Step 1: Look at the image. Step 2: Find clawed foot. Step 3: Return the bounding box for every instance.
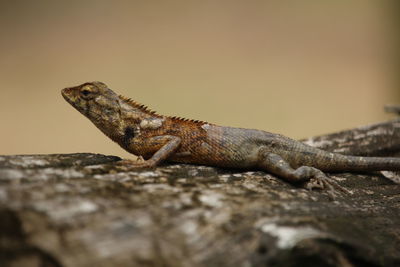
[113,159,155,171]
[86,158,154,173]
[304,173,352,200]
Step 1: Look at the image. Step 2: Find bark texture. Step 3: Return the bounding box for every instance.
[1,119,400,267]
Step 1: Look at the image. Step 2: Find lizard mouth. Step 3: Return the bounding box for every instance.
[61,87,77,107]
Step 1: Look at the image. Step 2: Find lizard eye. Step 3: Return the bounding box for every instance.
[81,89,91,96]
[80,85,95,99]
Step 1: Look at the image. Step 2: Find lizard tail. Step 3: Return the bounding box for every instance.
[320,153,400,172]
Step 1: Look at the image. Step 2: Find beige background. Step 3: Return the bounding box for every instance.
[0,1,398,159]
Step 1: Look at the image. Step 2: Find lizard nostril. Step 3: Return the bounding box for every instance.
[61,87,74,96]
[61,88,75,103]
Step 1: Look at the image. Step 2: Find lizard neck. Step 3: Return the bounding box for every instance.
[86,96,156,144]
[90,94,209,149]
[104,96,164,145]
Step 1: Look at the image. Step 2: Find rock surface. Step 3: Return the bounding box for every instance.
[1,120,400,267]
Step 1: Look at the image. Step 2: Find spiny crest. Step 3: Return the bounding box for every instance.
[119,94,208,124]
[169,116,208,125]
[119,95,159,116]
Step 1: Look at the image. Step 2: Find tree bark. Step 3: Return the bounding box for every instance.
[1,119,400,267]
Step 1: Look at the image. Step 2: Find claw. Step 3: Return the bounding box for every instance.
[96,159,154,172]
[304,173,352,200]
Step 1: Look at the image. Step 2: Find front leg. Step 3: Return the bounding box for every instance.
[119,135,181,169]
[257,151,350,197]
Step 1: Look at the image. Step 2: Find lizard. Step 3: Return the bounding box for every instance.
[61,81,400,193]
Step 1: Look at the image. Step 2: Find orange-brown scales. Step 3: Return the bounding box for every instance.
[62,81,400,195]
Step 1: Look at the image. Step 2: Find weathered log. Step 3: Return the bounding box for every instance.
[1,120,400,267]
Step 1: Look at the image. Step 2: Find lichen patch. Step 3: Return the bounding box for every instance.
[260,223,324,249]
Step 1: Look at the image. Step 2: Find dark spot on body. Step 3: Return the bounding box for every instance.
[123,127,135,147]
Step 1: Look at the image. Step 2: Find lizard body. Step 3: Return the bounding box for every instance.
[62,82,400,191]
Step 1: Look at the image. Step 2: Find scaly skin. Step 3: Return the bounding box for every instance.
[62,81,400,193]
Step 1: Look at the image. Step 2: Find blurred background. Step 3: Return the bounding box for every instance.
[0,0,398,159]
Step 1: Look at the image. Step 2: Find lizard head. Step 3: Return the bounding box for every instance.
[62,81,122,137]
